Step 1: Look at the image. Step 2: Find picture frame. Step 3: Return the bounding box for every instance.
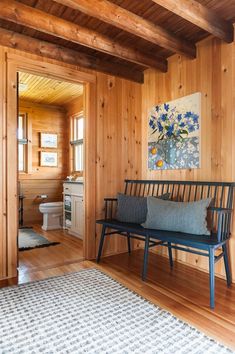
[40,132,58,148]
[40,152,58,167]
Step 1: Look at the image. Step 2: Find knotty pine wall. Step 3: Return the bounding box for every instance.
[141,35,235,282]
[19,100,70,225]
[1,36,234,282]
[0,45,142,279]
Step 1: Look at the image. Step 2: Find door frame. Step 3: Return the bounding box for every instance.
[5,53,97,278]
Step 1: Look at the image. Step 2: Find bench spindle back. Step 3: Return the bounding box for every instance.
[123,180,235,241]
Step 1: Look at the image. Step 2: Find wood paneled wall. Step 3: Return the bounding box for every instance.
[2,34,234,283]
[64,95,83,117]
[142,35,235,281]
[0,45,142,279]
[19,100,70,224]
[95,75,142,255]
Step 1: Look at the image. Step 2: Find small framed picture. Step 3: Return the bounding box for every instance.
[40,152,58,167]
[41,133,58,148]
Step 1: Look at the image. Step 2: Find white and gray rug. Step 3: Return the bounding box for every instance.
[0,268,233,354]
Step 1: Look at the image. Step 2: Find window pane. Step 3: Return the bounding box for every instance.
[18,115,23,139]
[74,143,83,171]
[77,118,84,140]
[18,144,24,172]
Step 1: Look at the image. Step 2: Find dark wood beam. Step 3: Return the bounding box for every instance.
[53,0,196,58]
[152,0,234,43]
[0,0,167,72]
[0,27,144,83]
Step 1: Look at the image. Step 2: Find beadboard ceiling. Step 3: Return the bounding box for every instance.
[19,72,84,106]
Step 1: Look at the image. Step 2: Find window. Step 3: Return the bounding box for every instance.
[18,113,28,172]
[70,114,84,172]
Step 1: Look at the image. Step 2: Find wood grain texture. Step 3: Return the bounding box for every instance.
[19,72,83,106]
[0,0,234,73]
[18,100,70,224]
[95,74,142,256]
[0,45,142,278]
[0,48,6,279]
[0,27,143,84]
[53,0,196,58]
[18,224,83,280]
[141,35,235,282]
[152,0,234,43]
[0,0,166,71]
[8,251,235,350]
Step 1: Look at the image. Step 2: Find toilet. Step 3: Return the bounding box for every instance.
[39,202,63,231]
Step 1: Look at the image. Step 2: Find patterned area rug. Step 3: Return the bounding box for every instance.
[19,228,60,251]
[0,269,233,353]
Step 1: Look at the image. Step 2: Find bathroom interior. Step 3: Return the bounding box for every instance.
[18,71,85,280]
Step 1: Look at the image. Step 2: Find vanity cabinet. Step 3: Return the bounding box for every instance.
[63,182,84,239]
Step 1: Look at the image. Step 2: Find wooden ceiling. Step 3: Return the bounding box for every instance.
[0,0,234,83]
[19,72,83,106]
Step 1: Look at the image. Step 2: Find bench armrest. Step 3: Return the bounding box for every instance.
[104,198,118,202]
[211,208,233,242]
[104,197,118,219]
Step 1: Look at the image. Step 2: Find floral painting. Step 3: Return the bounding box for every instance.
[148,92,201,170]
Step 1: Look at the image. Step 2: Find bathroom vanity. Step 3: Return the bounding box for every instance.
[63,181,84,239]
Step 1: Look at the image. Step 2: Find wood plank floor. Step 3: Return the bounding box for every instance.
[18,224,84,283]
[2,237,235,350]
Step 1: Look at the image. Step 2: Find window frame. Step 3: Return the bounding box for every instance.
[18,112,28,173]
[70,112,84,173]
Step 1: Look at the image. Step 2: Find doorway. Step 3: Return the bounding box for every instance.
[4,54,97,280]
[17,71,86,281]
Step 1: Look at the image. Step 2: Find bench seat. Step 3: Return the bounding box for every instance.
[96,218,222,249]
[96,179,235,308]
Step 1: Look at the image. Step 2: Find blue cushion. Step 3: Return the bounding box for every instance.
[142,197,212,235]
[116,193,170,224]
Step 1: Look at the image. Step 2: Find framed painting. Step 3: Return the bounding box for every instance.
[40,152,58,167]
[40,133,58,148]
[148,92,201,170]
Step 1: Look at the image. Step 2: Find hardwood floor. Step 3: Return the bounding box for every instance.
[3,239,235,350]
[18,224,84,283]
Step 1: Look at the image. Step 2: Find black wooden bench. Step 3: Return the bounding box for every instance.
[96,180,235,309]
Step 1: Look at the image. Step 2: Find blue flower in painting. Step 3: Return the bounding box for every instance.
[149,120,156,129]
[166,124,174,137]
[164,103,169,111]
[161,113,168,121]
[157,121,163,132]
[188,125,195,133]
[185,111,192,118]
[177,114,182,121]
[148,98,199,142]
[192,114,199,123]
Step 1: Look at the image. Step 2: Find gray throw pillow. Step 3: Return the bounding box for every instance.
[142,197,212,235]
[116,193,170,224]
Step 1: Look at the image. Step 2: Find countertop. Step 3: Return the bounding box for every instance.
[63,180,84,184]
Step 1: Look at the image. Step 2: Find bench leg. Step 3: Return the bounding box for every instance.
[127,232,131,254]
[167,242,173,268]
[142,235,150,281]
[222,243,232,287]
[96,225,106,263]
[209,248,215,309]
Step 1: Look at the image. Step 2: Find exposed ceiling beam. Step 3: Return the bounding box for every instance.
[53,0,196,58]
[0,27,144,83]
[151,0,234,43]
[0,0,167,72]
